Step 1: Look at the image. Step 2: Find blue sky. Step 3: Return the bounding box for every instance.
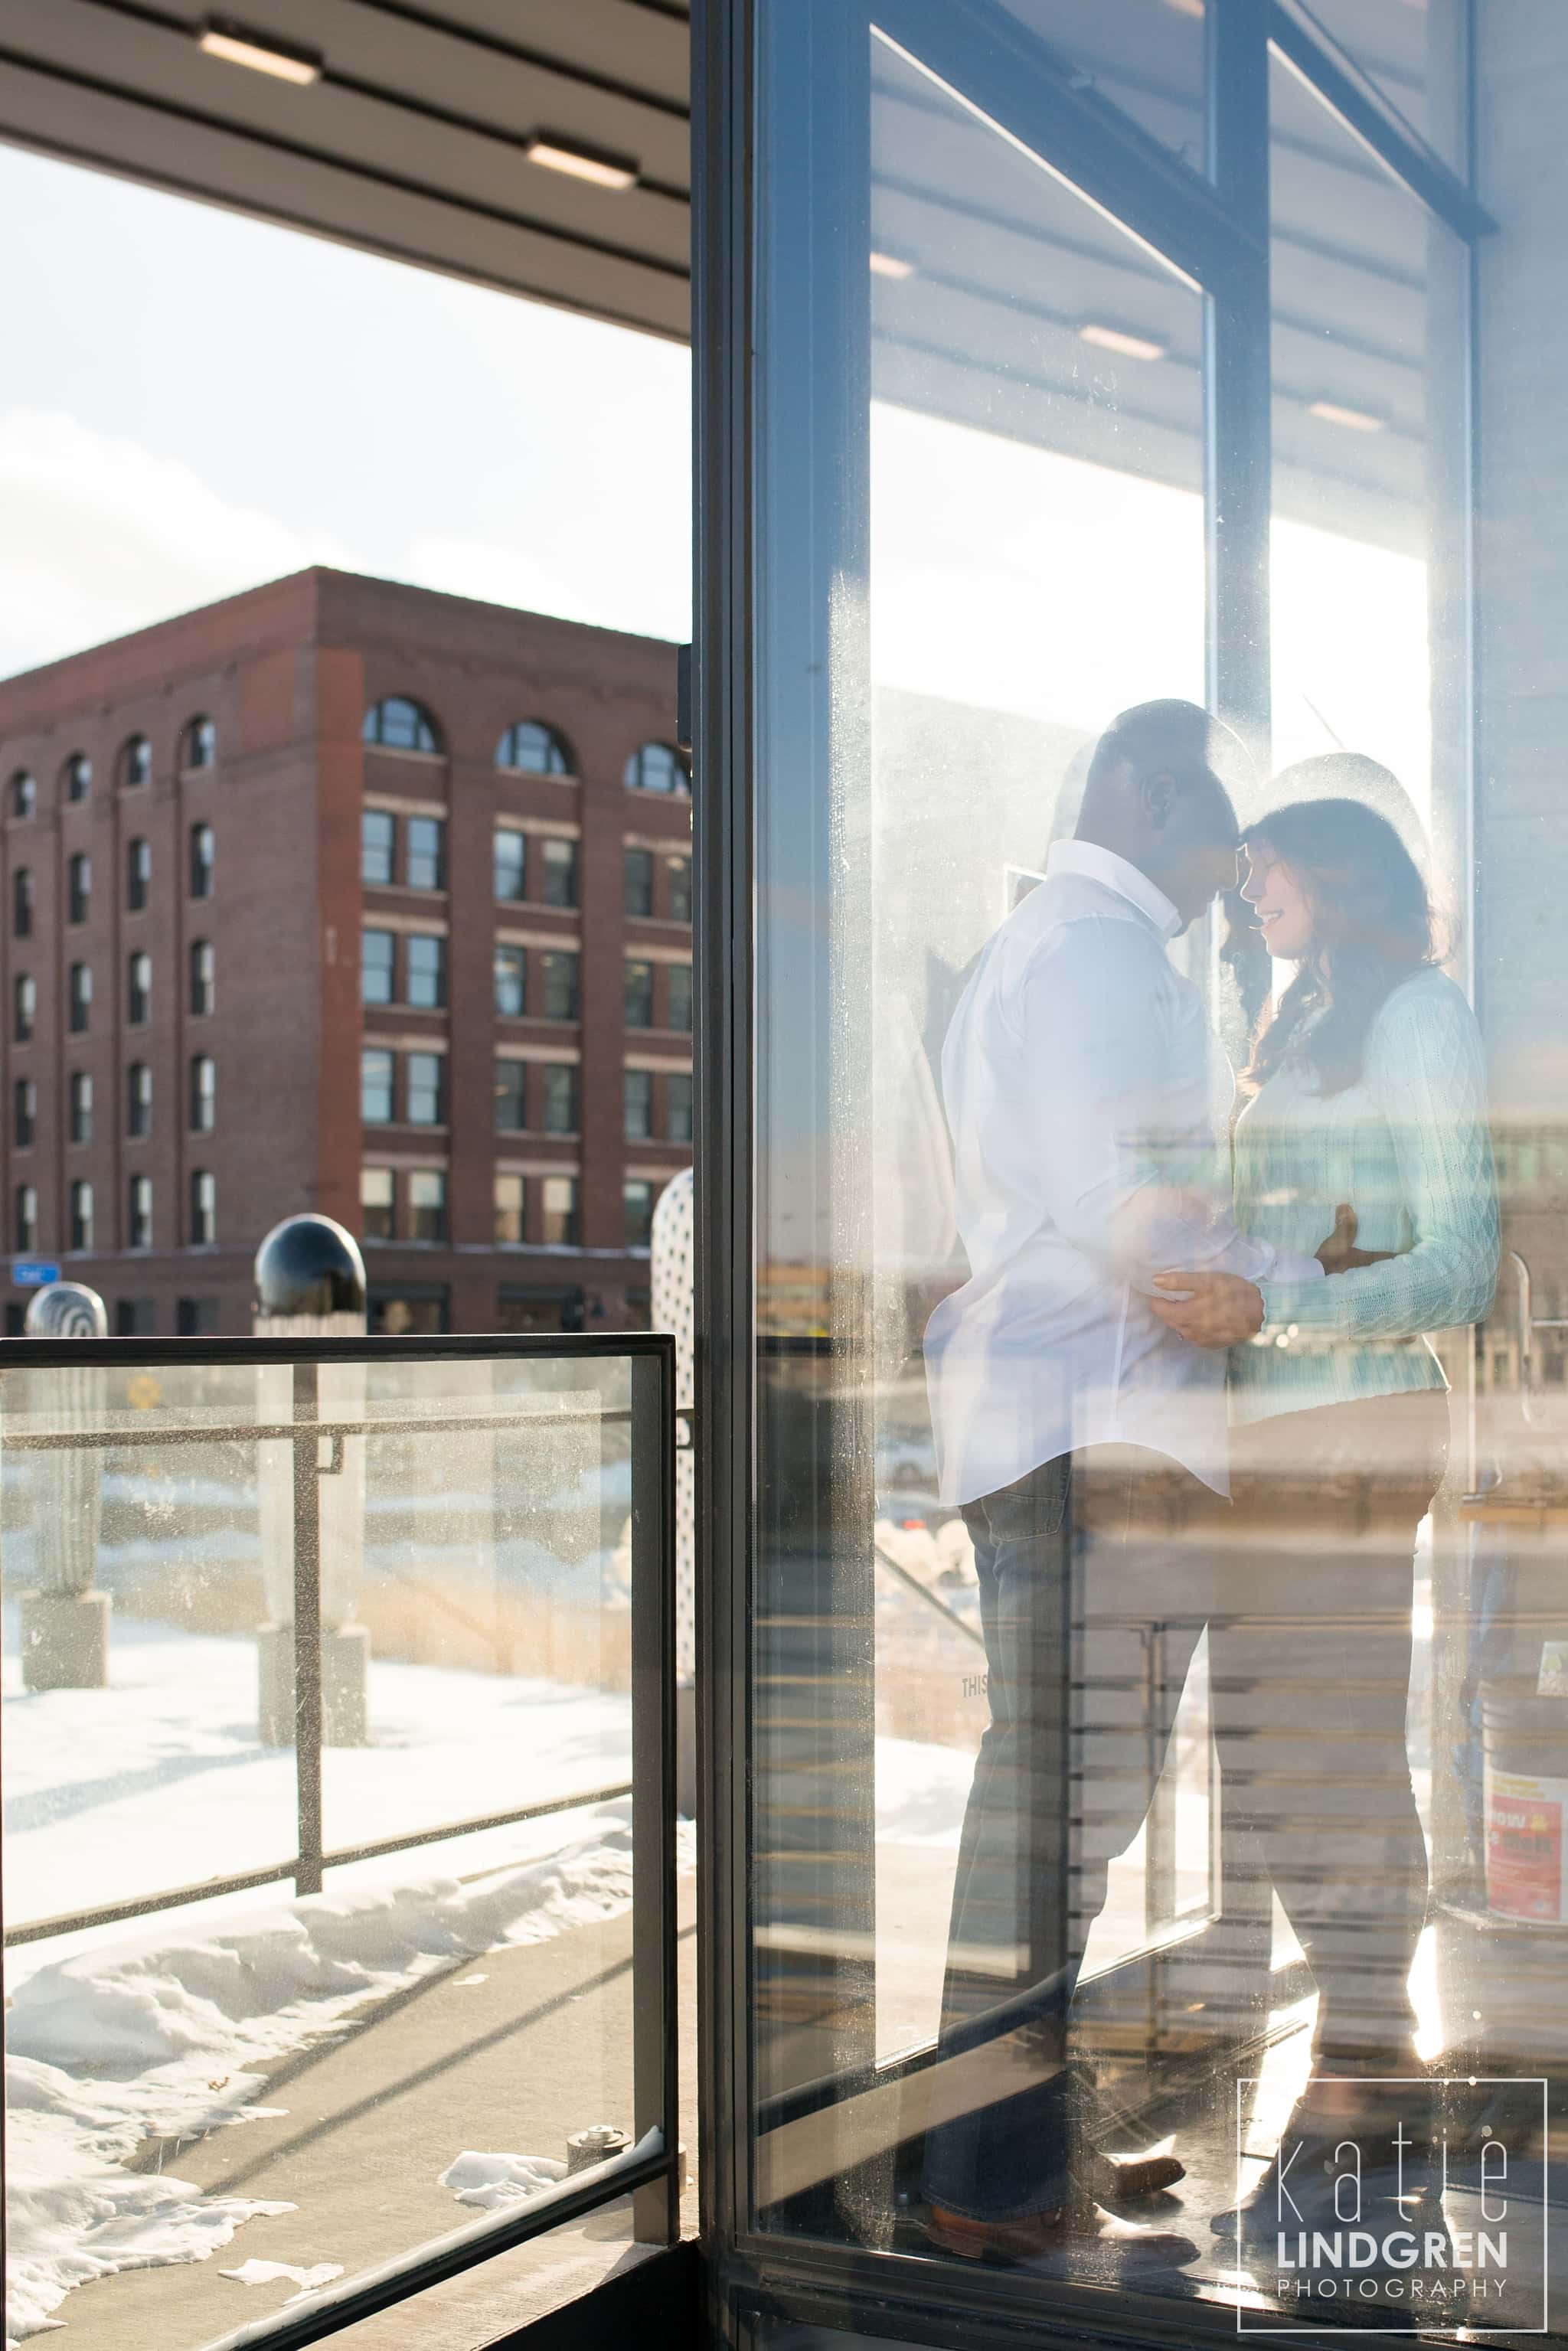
[0,143,694,678]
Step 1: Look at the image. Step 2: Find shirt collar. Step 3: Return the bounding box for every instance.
[1046,839,1183,942]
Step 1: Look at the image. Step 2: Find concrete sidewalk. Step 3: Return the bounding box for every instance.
[51,1876,697,2351]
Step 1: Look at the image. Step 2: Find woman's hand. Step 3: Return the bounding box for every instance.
[1149,1270,1265,1346]
[1315,1202,1397,1273]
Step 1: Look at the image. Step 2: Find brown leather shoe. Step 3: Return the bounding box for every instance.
[925,2199,1197,2268]
[1083,2147,1187,2201]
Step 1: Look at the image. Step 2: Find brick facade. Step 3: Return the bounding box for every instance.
[1,570,691,1336]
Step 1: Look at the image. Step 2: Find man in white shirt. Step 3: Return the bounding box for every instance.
[921,701,1328,2269]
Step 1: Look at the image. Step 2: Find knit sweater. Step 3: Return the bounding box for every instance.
[1230,966,1499,1425]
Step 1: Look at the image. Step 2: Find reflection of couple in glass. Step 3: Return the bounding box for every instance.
[920,702,1498,2271]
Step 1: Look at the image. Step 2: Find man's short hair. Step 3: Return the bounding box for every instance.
[1086,699,1249,838]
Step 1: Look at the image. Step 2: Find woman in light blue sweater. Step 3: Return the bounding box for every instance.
[1158,779,1498,2134]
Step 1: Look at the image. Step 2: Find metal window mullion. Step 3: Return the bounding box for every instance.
[1206,0,1272,762]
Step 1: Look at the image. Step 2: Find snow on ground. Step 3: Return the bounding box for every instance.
[439,2151,568,2212]
[0,1610,689,2345]
[219,2258,345,2297]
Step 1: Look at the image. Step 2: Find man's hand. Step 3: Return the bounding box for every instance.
[1315,1202,1396,1274]
[1148,1269,1265,1347]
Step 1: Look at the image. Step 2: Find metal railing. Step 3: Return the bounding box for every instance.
[0,1332,680,2351]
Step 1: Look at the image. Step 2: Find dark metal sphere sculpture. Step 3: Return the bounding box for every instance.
[24,1282,109,1338]
[253,1215,366,1321]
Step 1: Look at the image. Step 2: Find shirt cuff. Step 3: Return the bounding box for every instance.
[1260,1247,1326,1286]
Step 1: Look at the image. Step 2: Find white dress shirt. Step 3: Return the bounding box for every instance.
[923,840,1323,1504]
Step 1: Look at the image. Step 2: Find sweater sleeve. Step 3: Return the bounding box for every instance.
[1257,980,1499,1342]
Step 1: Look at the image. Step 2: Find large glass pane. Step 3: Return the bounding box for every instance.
[1279,0,1471,177]
[2,1345,672,2349]
[746,1,1546,2333]
[993,0,1206,178]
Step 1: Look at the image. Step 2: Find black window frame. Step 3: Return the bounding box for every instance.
[406,1049,445,1127]
[68,1068,93,1146]
[406,931,446,1011]
[495,1058,527,1132]
[494,825,527,902]
[12,865,32,938]
[496,719,572,775]
[494,944,527,1019]
[126,949,151,1028]
[127,1171,153,1250]
[189,939,214,1017]
[361,1045,395,1126]
[541,836,580,908]
[541,949,580,1023]
[361,927,397,1007]
[189,1052,216,1135]
[126,837,151,913]
[126,1060,152,1139]
[363,696,442,754]
[542,1062,578,1135]
[69,961,93,1034]
[625,846,655,918]
[67,851,90,926]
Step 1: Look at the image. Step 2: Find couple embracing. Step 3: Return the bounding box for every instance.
[920,700,1499,2269]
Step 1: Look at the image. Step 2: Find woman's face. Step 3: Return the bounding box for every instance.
[1241,841,1315,959]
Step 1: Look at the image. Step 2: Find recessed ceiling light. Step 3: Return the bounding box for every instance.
[524,134,639,191]
[1079,322,1167,361]
[869,251,916,279]
[1308,398,1386,433]
[198,18,322,83]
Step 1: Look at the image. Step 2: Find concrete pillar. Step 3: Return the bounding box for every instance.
[253,1215,371,1747]
[18,1283,111,1691]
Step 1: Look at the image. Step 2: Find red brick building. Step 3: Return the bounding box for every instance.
[1,569,691,1335]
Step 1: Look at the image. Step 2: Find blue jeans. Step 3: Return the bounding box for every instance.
[922,1447,1210,2221]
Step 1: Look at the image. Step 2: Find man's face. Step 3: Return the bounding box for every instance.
[1165,771,1242,928]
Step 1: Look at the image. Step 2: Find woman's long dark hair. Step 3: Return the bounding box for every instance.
[1244,767,1435,1098]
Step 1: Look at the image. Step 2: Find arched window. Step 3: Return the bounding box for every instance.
[623,742,691,795]
[364,696,443,754]
[121,733,151,788]
[10,771,36,818]
[181,716,216,769]
[497,720,573,775]
[64,752,92,802]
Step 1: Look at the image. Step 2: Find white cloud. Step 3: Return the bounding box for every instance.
[0,408,361,678]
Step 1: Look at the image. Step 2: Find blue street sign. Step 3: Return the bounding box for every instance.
[12,1262,61,1288]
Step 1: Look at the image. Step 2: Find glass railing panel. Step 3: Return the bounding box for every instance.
[1,1337,675,2351]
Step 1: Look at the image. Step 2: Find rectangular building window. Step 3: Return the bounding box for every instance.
[126,952,150,1027]
[668,962,693,1033]
[361,928,395,1005]
[667,854,692,922]
[406,815,446,891]
[177,1297,220,1336]
[495,1060,526,1131]
[667,1069,694,1142]
[495,945,526,1017]
[362,807,395,885]
[407,932,446,1010]
[70,1178,93,1252]
[494,828,526,902]
[189,1053,216,1134]
[624,1178,655,1249]
[495,1171,525,1245]
[542,837,579,908]
[128,1173,152,1250]
[361,1047,394,1125]
[624,1068,653,1140]
[541,1175,579,1247]
[15,1184,38,1254]
[126,838,151,913]
[70,962,93,1034]
[69,1069,93,1145]
[14,1077,36,1149]
[13,867,33,937]
[409,1168,447,1242]
[189,1169,216,1246]
[542,1063,578,1134]
[126,1060,152,1138]
[189,939,214,1016]
[189,821,214,900]
[624,958,654,1028]
[361,1166,394,1242]
[541,952,579,1022]
[14,974,35,1043]
[407,1050,444,1126]
[624,847,654,918]
[67,851,90,926]
[116,1299,156,1336]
